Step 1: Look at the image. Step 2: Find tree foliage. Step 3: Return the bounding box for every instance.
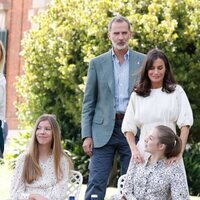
[15,0,200,188]
[184,142,200,196]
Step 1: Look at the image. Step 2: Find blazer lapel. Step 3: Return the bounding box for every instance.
[128,50,141,95]
[102,51,115,97]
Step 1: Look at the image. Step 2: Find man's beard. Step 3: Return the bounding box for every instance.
[113,42,128,50]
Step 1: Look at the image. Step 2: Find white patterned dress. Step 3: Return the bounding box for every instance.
[120,158,190,200]
[10,153,70,200]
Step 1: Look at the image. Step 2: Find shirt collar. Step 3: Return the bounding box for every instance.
[145,155,166,167]
[111,48,130,61]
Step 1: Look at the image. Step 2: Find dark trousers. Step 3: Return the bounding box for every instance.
[84,119,131,200]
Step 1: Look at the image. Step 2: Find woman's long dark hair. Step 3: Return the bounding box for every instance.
[135,49,177,97]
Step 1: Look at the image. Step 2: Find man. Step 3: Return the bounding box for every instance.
[81,15,145,200]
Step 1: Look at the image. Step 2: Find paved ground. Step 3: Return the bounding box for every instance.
[79,185,117,200]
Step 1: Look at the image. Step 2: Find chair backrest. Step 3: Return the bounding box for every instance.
[117,174,127,195]
[66,170,83,200]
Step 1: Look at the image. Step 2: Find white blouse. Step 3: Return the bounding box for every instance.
[122,85,193,156]
[10,153,69,200]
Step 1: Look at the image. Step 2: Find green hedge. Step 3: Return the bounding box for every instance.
[184,142,200,196]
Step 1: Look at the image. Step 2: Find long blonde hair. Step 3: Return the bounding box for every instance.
[23,114,73,184]
[0,40,6,73]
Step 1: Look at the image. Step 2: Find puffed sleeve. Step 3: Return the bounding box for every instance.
[10,153,30,200]
[176,85,193,128]
[46,155,69,200]
[121,160,137,200]
[170,162,190,200]
[122,92,137,136]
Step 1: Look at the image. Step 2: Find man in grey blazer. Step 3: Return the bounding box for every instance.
[81,15,145,200]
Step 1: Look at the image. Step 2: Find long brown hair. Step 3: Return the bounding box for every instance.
[23,114,73,183]
[135,49,177,97]
[156,125,182,158]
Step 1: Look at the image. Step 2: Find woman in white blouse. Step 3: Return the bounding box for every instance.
[122,48,193,163]
[120,125,190,200]
[0,40,6,158]
[10,114,73,200]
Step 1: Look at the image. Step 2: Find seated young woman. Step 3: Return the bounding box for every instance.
[10,114,73,200]
[112,125,190,200]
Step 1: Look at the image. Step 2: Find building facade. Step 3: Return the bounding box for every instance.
[0,0,50,129]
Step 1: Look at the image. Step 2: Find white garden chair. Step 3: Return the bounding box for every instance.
[117,174,127,195]
[66,170,83,200]
[109,174,127,200]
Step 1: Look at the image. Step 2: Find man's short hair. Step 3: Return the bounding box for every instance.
[108,15,131,31]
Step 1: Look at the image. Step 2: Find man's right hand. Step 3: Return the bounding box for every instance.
[82,137,93,157]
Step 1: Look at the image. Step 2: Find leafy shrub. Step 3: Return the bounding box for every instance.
[3,131,30,169]
[64,138,89,183]
[184,142,200,196]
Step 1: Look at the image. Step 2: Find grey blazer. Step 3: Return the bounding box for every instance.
[81,49,145,148]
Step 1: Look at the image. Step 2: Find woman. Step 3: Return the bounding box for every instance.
[0,40,6,158]
[120,125,190,200]
[122,48,193,163]
[10,114,73,200]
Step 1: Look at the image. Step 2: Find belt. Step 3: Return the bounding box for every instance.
[115,113,125,120]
